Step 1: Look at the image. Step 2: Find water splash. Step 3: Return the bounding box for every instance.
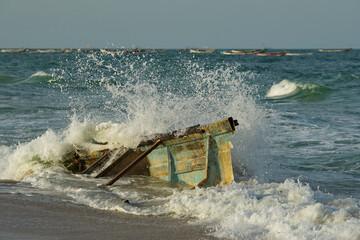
[1,52,268,182]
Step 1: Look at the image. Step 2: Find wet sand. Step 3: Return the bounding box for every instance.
[0,193,216,240]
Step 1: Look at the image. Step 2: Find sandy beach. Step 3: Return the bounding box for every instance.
[0,192,216,240]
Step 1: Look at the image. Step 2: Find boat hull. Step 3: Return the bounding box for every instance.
[62,117,237,187]
[254,51,287,56]
[189,49,216,53]
[285,52,314,56]
[318,48,352,53]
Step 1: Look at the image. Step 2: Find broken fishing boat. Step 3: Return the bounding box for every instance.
[62,117,239,187]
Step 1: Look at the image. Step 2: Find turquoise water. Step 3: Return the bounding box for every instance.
[1,50,359,239]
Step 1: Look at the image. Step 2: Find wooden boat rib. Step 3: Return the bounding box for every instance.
[189,49,216,54]
[318,48,352,53]
[62,117,238,187]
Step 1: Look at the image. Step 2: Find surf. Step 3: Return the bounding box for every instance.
[265,79,332,102]
[1,51,359,240]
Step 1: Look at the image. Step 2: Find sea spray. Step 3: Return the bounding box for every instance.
[1,52,268,182]
[52,52,270,179]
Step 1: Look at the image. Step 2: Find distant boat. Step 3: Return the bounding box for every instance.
[285,52,314,56]
[318,48,352,53]
[154,49,167,53]
[77,49,94,53]
[230,48,266,55]
[189,49,216,53]
[1,48,29,53]
[219,51,253,55]
[219,51,237,55]
[100,49,128,54]
[131,48,158,54]
[37,49,62,53]
[64,49,88,53]
[64,49,78,53]
[220,48,267,55]
[254,51,287,56]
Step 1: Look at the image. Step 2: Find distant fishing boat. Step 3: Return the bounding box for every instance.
[219,51,237,55]
[220,48,267,55]
[231,48,267,55]
[254,51,287,56]
[64,49,86,53]
[318,48,352,53]
[37,49,62,53]
[125,48,157,54]
[100,49,113,53]
[220,51,252,56]
[154,49,167,53]
[1,48,29,53]
[189,49,216,54]
[64,49,78,53]
[285,52,314,56]
[100,49,128,54]
[62,117,238,188]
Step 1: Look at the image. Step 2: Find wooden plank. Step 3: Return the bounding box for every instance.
[106,139,162,186]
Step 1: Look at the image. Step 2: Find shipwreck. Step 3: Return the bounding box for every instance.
[62,117,238,187]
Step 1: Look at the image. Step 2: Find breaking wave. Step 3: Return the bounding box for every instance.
[266,79,331,101]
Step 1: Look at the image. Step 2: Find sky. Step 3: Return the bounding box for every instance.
[0,0,359,49]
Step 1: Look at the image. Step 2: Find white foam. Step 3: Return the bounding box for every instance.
[30,71,51,77]
[266,79,325,100]
[163,179,360,239]
[23,171,360,240]
[266,79,299,99]
[0,130,69,180]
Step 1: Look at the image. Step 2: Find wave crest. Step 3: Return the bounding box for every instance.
[266,79,331,101]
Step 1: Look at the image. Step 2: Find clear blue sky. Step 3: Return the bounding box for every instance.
[1,0,359,49]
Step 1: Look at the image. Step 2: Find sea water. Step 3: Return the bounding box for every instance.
[0,49,359,239]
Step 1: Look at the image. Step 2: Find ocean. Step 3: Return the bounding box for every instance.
[0,49,359,239]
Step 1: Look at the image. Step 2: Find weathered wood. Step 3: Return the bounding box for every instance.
[106,139,162,186]
[82,150,112,174]
[138,125,203,146]
[95,149,134,178]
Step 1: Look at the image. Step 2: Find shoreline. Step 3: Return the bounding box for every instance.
[0,192,217,240]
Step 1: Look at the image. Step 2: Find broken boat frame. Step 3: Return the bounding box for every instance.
[62,117,239,188]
